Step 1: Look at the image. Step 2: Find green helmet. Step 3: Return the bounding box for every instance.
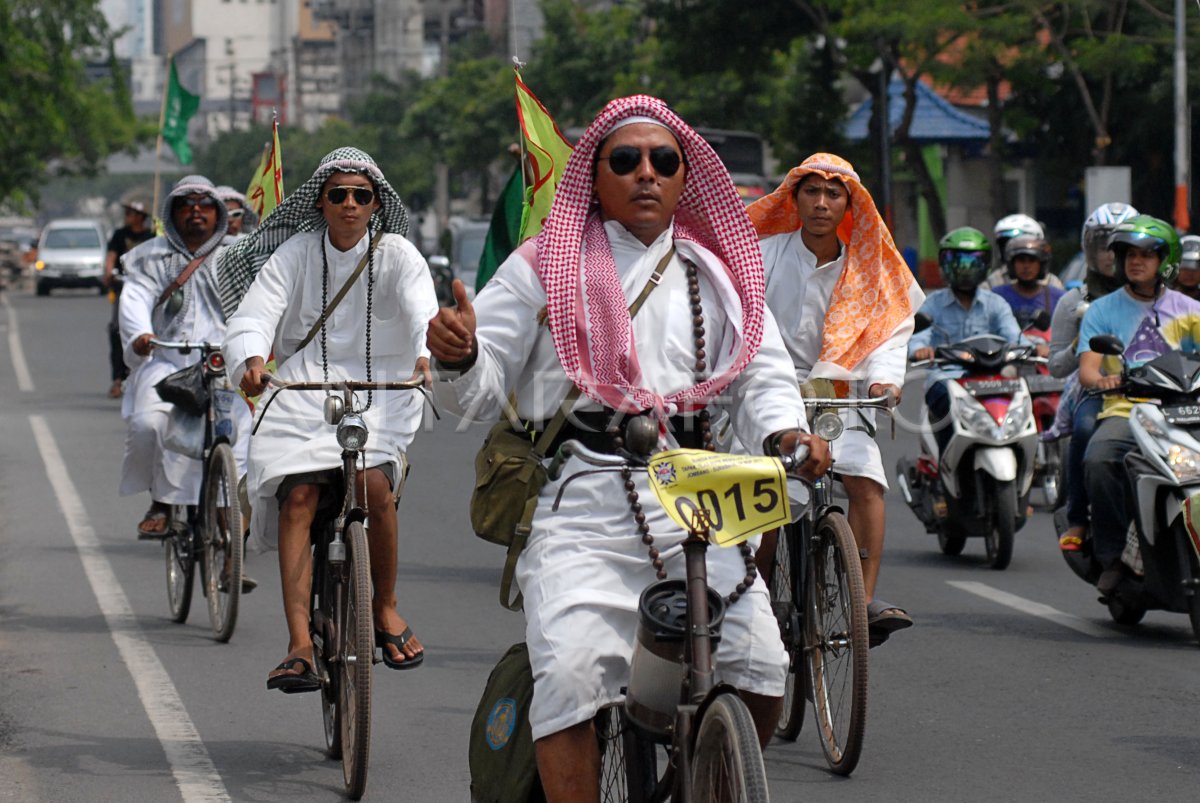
[938,227,992,291]
[1107,214,1182,284]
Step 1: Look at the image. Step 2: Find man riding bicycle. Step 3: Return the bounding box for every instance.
[221,148,439,691]
[118,176,250,542]
[746,152,923,646]
[428,96,829,802]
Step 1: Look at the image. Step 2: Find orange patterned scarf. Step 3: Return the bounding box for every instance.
[747,153,916,372]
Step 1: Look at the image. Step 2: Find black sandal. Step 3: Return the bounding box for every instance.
[266,655,321,693]
[375,627,424,670]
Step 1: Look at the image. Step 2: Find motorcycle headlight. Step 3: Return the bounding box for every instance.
[336,413,369,451]
[1132,407,1167,438]
[1166,444,1200,482]
[999,399,1032,439]
[959,396,1000,439]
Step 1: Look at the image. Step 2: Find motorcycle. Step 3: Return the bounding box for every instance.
[897,323,1039,570]
[1054,335,1200,641]
[1017,310,1065,508]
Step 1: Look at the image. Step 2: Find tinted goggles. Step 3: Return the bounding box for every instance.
[597,145,683,178]
[227,208,246,219]
[325,186,375,206]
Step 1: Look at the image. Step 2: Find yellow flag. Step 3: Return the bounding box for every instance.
[515,71,573,242]
[246,119,284,220]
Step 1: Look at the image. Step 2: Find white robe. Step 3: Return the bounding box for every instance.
[118,237,250,503]
[436,221,807,739]
[759,231,922,487]
[223,230,438,552]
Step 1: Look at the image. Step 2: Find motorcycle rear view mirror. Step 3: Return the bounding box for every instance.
[913,312,933,334]
[1088,335,1124,356]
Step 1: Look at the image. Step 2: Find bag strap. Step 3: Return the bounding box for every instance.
[155,253,207,308]
[294,231,383,354]
[498,244,676,612]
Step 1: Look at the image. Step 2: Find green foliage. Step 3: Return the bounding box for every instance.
[0,0,148,207]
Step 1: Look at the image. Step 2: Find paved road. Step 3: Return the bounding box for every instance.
[1,288,1197,802]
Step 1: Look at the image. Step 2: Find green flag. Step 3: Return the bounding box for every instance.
[476,167,524,292]
[161,59,200,165]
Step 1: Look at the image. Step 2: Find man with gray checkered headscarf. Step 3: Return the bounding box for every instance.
[222,148,438,692]
[119,175,250,540]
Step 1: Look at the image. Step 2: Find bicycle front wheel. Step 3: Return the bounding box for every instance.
[805,510,868,775]
[165,524,195,623]
[596,704,658,803]
[766,525,806,740]
[339,522,373,800]
[202,442,243,642]
[690,694,769,803]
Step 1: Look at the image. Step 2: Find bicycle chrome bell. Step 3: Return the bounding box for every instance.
[625,415,659,458]
[626,579,726,737]
[323,395,345,425]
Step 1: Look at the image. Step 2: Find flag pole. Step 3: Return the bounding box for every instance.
[152,54,172,232]
[512,60,529,201]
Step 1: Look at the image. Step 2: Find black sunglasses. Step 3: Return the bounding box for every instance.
[597,145,683,178]
[227,208,245,219]
[325,186,375,206]
[174,196,217,210]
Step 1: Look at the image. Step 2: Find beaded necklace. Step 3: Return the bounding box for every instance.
[613,259,758,606]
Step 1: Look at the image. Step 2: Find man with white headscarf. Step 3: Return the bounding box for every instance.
[119,175,246,539]
[222,148,438,691]
[428,96,829,800]
[747,152,924,646]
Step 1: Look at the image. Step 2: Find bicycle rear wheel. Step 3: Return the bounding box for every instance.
[690,694,769,803]
[165,523,195,623]
[202,443,243,642]
[339,522,373,800]
[766,525,806,740]
[596,704,658,803]
[805,510,868,775]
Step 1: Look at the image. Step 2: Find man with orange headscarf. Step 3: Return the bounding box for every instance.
[747,153,924,646]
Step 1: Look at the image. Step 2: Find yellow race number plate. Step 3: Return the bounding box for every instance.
[646,449,791,547]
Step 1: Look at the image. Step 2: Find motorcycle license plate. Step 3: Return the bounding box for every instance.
[1023,374,1064,394]
[1162,403,1200,426]
[962,379,1022,396]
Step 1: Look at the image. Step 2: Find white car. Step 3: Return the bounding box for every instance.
[35,218,107,296]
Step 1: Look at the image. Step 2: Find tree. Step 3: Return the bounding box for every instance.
[0,1,148,206]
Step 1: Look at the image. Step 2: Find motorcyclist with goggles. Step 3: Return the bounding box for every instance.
[1078,215,1200,595]
[1047,202,1139,552]
[909,227,1032,454]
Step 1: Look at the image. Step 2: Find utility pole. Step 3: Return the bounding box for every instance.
[434,1,452,243]
[1174,0,1190,231]
[226,38,237,133]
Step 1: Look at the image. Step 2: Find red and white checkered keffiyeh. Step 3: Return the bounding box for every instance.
[536,95,765,415]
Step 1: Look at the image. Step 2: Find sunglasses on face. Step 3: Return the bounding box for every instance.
[174,196,217,211]
[597,145,683,178]
[227,208,245,219]
[324,185,375,206]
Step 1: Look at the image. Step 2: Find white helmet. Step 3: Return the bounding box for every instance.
[1081,202,1139,277]
[993,213,1044,264]
[1181,234,1200,271]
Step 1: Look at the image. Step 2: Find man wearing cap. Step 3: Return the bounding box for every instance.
[747,153,924,646]
[104,200,154,398]
[215,185,256,237]
[428,96,829,800]
[222,148,438,691]
[119,177,244,539]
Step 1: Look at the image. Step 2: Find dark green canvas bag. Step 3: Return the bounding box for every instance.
[469,642,544,803]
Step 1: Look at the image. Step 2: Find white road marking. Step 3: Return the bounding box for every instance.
[2,294,34,391]
[947,580,1115,638]
[30,415,230,803]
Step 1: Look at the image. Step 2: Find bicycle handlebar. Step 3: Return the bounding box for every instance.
[149,338,220,353]
[546,438,812,483]
[802,394,898,412]
[262,372,428,392]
